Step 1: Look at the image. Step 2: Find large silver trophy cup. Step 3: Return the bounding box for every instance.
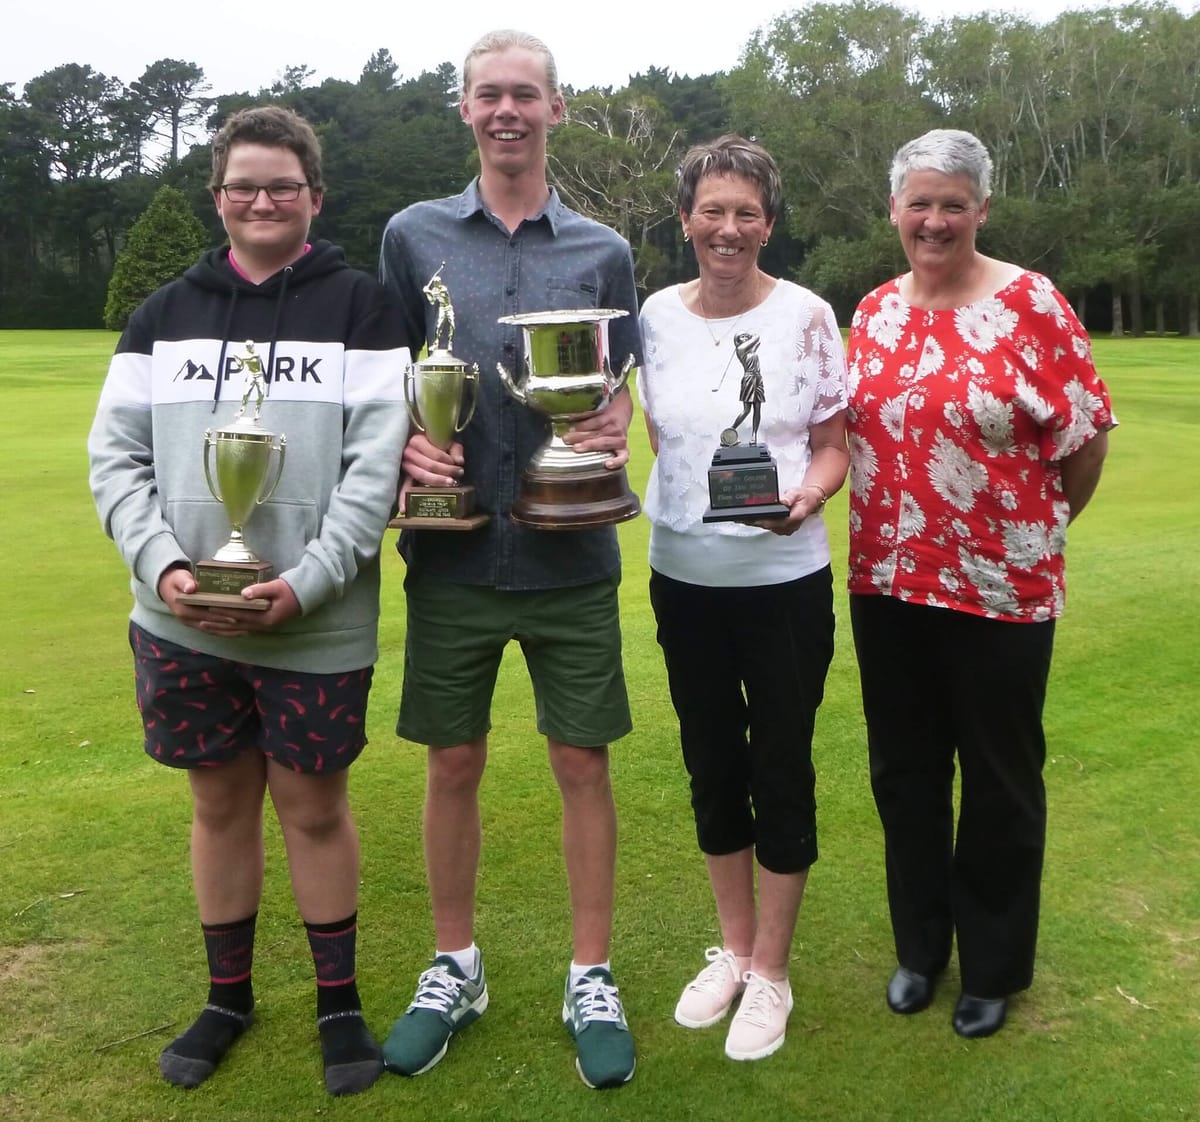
[390,266,488,530]
[496,308,640,529]
[177,341,287,610]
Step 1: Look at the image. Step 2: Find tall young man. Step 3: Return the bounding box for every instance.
[379,29,640,1090]
[89,106,410,1095]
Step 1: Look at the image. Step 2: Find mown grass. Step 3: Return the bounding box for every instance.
[0,330,1196,1121]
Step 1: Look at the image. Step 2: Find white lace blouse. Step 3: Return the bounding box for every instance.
[638,280,847,587]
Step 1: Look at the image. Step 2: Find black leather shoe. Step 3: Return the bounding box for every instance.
[952,993,1007,1038]
[886,966,937,1014]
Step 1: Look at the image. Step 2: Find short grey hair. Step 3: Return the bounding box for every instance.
[462,29,560,97]
[676,135,784,223]
[890,129,993,204]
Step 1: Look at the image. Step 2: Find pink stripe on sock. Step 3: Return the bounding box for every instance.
[211,969,253,984]
[315,974,357,987]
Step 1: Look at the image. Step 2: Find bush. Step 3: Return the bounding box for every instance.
[103,185,209,331]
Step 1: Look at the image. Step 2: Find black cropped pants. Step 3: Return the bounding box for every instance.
[649,566,834,874]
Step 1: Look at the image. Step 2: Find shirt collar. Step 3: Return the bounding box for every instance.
[458,177,563,236]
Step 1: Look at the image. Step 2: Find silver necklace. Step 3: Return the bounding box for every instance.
[697,277,762,391]
[696,277,761,348]
[696,289,748,345]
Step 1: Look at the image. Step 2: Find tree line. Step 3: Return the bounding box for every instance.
[3,1,1199,335]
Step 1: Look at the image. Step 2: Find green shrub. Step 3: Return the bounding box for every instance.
[103,185,209,331]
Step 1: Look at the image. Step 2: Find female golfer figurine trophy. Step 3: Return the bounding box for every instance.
[703,332,789,523]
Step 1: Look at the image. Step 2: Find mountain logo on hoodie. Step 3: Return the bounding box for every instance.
[173,358,216,382]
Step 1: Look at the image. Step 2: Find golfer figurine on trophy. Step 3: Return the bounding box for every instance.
[177,340,287,609]
[390,265,487,530]
[702,331,789,523]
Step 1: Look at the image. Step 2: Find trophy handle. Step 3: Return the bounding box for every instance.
[201,429,223,503]
[456,364,480,432]
[608,353,636,396]
[496,361,527,405]
[403,363,427,435]
[256,434,288,505]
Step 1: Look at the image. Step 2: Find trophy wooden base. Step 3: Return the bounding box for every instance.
[703,444,790,524]
[389,513,490,531]
[510,465,641,529]
[175,591,271,610]
[702,502,790,523]
[388,485,489,531]
[176,559,272,611]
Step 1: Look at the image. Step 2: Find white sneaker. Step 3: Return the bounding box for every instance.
[674,947,746,1029]
[724,972,792,1061]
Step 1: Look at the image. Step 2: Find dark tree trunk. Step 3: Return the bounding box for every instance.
[1129,276,1143,336]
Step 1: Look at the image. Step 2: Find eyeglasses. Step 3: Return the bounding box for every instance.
[218,181,310,203]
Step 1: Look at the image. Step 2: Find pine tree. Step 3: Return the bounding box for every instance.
[103,185,208,331]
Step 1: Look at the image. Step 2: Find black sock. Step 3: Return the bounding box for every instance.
[306,913,382,1095]
[160,914,257,1089]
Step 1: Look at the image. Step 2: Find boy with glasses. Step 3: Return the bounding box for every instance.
[89,105,410,1095]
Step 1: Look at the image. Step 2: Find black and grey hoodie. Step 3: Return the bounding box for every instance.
[88,240,411,674]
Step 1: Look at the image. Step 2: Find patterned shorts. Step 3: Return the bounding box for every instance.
[129,622,372,773]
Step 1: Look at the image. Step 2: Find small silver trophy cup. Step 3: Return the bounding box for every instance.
[178,341,287,609]
[496,308,640,529]
[391,266,488,530]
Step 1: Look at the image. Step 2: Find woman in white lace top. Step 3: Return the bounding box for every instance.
[638,135,848,1063]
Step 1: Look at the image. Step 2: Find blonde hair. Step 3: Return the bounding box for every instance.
[462,29,560,97]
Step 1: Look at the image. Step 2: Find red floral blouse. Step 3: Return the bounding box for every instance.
[846,270,1115,622]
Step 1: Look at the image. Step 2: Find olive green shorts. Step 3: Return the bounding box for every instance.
[396,572,632,748]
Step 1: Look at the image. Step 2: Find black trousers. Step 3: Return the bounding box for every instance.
[649,566,834,874]
[850,594,1055,998]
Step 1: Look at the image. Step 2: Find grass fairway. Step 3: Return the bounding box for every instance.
[1,329,1196,1121]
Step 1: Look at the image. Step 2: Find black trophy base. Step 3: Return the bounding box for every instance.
[177,559,272,611]
[510,465,641,530]
[702,443,790,524]
[388,485,489,531]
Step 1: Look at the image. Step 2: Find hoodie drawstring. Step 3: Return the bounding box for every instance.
[211,287,240,412]
[212,265,293,413]
[263,266,293,401]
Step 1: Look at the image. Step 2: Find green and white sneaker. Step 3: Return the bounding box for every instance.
[562,968,635,1089]
[382,954,488,1076]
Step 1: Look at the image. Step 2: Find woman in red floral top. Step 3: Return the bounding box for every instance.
[846,129,1115,1039]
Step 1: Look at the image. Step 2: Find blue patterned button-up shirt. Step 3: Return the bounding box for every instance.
[380,180,643,590]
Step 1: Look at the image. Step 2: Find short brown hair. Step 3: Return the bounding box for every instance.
[677,135,783,223]
[209,106,324,192]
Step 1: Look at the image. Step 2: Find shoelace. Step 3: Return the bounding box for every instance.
[410,965,468,1012]
[571,975,625,1024]
[736,971,787,1027]
[685,947,742,997]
